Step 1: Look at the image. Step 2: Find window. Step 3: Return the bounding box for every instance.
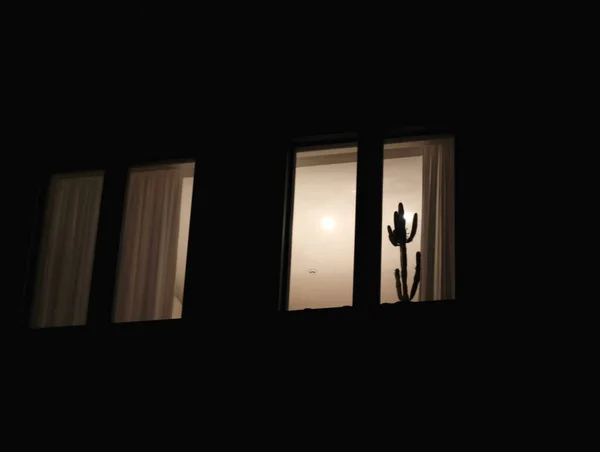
[381,144,423,302]
[381,137,455,303]
[25,130,454,330]
[112,161,195,322]
[30,172,104,328]
[288,145,358,310]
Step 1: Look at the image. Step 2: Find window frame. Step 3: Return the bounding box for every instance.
[281,127,455,312]
[110,158,197,324]
[21,126,455,331]
[282,135,359,311]
[22,154,199,330]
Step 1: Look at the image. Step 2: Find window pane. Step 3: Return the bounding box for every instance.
[381,143,423,303]
[113,161,195,322]
[31,172,104,328]
[289,145,357,310]
[381,137,455,303]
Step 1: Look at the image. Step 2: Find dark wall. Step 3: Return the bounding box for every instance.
[182,133,290,315]
[18,124,456,332]
[17,116,294,325]
[16,5,460,333]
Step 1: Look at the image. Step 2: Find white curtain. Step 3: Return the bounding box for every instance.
[113,167,183,322]
[31,173,104,328]
[420,139,455,301]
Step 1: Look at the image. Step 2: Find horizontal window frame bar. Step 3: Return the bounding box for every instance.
[292,132,358,149]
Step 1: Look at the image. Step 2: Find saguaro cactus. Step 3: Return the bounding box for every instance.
[387,202,421,302]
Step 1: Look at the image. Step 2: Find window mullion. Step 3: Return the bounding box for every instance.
[20,173,51,329]
[352,130,384,309]
[86,166,128,327]
[278,146,296,312]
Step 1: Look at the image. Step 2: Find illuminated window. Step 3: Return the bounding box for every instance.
[113,161,195,322]
[288,145,358,310]
[31,172,104,328]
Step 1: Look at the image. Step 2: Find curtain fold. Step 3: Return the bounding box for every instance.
[420,139,455,301]
[31,173,104,328]
[113,168,183,322]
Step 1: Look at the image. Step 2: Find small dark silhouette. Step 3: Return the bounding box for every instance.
[387,202,421,302]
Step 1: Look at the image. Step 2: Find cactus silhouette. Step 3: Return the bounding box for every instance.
[387,202,421,302]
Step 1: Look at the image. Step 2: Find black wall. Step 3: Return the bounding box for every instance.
[17,126,459,334]
[15,5,462,338]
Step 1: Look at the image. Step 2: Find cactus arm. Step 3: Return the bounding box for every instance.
[409,251,422,300]
[407,213,418,243]
[387,225,398,246]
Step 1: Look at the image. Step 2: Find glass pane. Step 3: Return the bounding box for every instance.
[381,143,423,303]
[31,172,104,328]
[289,145,357,310]
[113,161,195,322]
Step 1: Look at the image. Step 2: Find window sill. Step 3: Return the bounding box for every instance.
[24,300,457,336]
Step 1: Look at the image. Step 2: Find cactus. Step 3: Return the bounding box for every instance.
[387,202,421,302]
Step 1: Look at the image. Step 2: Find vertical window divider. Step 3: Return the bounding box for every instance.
[279,145,297,312]
[86,165,128,327]
[180,165,201,321]
[20,173,51,329]
[352,130,384,309]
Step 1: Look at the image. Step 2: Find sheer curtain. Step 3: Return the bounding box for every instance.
[420,138,455,301]
[113,167,183,322]
[31,173,104,328]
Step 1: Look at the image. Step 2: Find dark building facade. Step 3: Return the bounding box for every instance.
[17,122,457,339]
[14,7,460,341]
